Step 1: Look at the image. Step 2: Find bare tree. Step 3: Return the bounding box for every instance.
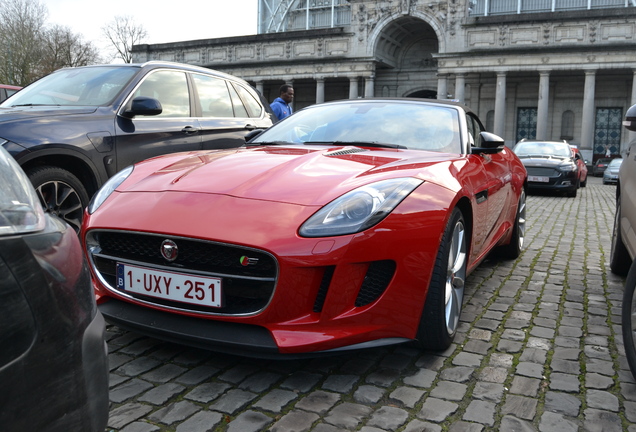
[102,15,148,63]
[0,0,46,85]
[40,25,102,74]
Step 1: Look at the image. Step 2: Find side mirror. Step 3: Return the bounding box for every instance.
[122,97,162,118]
[624,104,636,131]
[244,129,266,143]
[471,131,506,154]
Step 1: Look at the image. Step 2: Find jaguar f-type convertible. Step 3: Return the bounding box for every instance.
[82,98,527,357]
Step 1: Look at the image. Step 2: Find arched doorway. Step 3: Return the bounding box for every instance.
[373,16,440,98]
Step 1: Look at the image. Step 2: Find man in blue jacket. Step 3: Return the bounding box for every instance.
[270,84,294,122]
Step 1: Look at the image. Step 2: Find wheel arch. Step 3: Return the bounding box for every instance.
[454,196,473,259]
[20,152,102,198]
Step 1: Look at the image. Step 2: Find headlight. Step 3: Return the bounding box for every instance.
[88,166,133,214]
[558,163,576,172]
[0,147,46,235]
[300,178,423,237]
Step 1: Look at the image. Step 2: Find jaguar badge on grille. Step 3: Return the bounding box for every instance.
[161,239,178,262]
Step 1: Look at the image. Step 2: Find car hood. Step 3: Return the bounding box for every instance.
[0,105,98,122]
[119,145,460,206]
[517,156,571,167]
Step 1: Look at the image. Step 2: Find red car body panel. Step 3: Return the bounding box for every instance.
[84,142,525,354]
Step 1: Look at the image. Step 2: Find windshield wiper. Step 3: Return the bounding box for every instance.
[246,141,292,146]
[304,141,407,149]
[10,103,61,107]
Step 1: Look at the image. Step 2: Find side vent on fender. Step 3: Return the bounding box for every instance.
[355,260,396,307]
[313,266,335,312]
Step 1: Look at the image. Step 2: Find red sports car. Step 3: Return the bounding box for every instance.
[82,99,527,357]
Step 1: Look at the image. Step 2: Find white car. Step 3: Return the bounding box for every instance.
[614,103,636,379]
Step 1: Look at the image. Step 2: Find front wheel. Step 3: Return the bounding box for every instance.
[622,261,636,380]
[417,208,467,351]
[27,166,89,233]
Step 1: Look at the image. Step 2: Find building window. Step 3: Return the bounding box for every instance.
[594,107,622,156]
[516,108,537,142]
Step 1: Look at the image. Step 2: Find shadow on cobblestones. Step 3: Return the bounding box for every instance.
[105,176,636,432]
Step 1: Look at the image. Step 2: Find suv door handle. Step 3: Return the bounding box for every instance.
[244,124,257,131]
[182,126,199,135]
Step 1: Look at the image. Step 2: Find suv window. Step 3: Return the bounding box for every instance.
[233,83,263,118]
[192,74,234,118]
[228,84,249,118]
[134,70,190,118]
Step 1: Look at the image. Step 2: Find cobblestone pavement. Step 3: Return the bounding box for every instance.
[105,176,636,432]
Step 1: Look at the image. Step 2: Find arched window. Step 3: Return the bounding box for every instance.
[561,110,574,141]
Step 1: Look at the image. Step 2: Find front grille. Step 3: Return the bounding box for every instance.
[525,167,559,177]
[88,230,277,315]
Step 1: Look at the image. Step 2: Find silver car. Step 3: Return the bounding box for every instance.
[603,158,623,185]
[614,104,636,379]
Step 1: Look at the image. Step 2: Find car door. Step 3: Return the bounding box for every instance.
[114,69,202,170]
[467,114,513,253]
[192,74,266,149]
[621,141,636,258]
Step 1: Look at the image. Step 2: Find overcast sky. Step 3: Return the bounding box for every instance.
[41,0,258,56]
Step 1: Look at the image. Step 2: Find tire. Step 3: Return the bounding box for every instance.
[417,208,467,351]
[566,184,578,198]
[26,166,89,234]
[622,260,636,380]
[498,189,526,260]
[610,197,632,275]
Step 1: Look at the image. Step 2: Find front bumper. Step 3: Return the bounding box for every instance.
[85,183,454,356]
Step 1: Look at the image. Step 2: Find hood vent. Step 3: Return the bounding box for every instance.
[324,148,368,157]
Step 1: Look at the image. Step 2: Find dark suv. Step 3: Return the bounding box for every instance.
[1,62,274,232]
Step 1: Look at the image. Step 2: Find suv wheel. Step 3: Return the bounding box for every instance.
[27,166,89,233]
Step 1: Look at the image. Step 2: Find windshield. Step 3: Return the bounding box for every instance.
[252,101,462,153]
[513,141,572,158]
[1,66,138,107]
[608,158,623,168]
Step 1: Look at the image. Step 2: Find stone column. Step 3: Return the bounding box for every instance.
[364,76,374,98]
[349,77,359,99]
[581,70,596,152]
[437,74,448,99]
[494,72,507,138]
[455,74,465,103]
[316,78,325,104]
[536,71,550,141]
[255,81,264,95]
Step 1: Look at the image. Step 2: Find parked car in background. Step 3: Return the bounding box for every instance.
[82,98,527,357]
[0,84,21,102]
[603,158,623,184]
[570,146,588,187]
[614,104,636,380]
[0,146,108,431]
[513,139,580,197]
[1,61,274,232]
[593,157,612,176]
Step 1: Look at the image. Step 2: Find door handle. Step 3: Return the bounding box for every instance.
[182,126,199,135]
[244,124,257,131]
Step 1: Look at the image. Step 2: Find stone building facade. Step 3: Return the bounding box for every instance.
[131,0,636,162]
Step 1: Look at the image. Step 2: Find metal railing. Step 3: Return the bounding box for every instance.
[469,0,635,16]
[259,0,351,33]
